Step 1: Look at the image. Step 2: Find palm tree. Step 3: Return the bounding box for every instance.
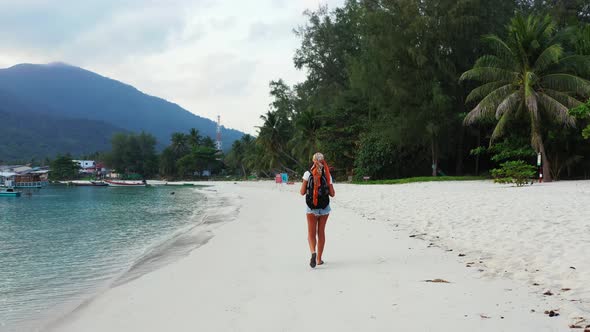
[170,132,189,157]
[257,111,301,170]
[226,139,247,177]
[239,135,261,175]
[461,14,590,181]
[188,128,202,148]
[289,108,323,162]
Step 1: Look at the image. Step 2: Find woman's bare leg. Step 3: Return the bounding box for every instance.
[306,214,318,253]
[317,214,329,264]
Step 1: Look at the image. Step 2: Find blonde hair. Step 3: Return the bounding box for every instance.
[312,152,324,162]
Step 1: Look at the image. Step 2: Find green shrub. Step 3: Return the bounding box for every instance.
[491,160,536,186]
[487,137,536,163]
[569,99,590,139]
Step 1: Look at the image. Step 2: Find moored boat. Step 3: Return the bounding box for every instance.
[0,187,21,197]
[104,180,146,187]
[68,180,109,187]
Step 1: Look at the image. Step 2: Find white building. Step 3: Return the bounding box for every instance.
[73,160,96,174]
[73,160,95,169]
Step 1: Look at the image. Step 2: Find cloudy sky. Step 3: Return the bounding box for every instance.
[0,0,344,135]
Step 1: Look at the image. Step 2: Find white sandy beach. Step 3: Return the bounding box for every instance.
[48,180,590,332]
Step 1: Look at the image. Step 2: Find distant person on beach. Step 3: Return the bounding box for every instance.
[300,152,335,268]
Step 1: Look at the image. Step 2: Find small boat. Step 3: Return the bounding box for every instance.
[69,180,108,187]
[0,187,21,197]
[104,180,146,187]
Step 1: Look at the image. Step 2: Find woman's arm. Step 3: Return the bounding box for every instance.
[329,183,335,197]
[300,180,308,195]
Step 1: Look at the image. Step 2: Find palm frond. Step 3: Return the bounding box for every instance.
[537,92,576,126]
[533,44,563,73]
[460,67,519,83]
[464,84,515,125]
[525,71,540,86]
[474,55,512,70]
[482,34,515,62]
[465,81,508,105]
[554,55,590,76]
[491,108,513,143]
[541,74,590,97]
[496,91,521,119]
[535,15,556,39]
[542,89,583,108]
[572,24,590,55]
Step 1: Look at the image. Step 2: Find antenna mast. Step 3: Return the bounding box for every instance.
[216,115,222,151]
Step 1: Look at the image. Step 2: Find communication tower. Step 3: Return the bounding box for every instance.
[216,115,222,151]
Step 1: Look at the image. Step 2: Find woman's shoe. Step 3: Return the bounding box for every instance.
[310,253,317,268]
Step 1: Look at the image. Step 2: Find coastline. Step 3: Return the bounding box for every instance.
[47,180,582,332]
[35,185,240,332]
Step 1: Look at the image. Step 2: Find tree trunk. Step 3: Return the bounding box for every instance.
[455,125,464,175]
[431,136,438,177]
[531,114,552,182]
[279,148,304,168]
[475,128,481,176]
[538,139,552,182]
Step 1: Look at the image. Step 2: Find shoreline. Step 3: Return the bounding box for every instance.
[35,185,240,332]
[47,181,582,331]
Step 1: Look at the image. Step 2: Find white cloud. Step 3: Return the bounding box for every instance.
[67,9,186,61]
[209,16,238,31]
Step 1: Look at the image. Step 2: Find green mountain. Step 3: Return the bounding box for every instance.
[0,63,245,161]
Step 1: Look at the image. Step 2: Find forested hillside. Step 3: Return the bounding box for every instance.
[0,63,244,160]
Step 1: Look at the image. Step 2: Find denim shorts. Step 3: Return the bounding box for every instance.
[306,204,331,216]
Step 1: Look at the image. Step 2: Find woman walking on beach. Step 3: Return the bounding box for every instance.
[300,152,335,268]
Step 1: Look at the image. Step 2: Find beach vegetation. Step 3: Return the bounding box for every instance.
[491,160,536,186]
[157,129,223,180]
[49,154,79,181]
[224,134,258,178]
[569,99,590,139]
[461,14,590,182]
[223,1,590,182]
[471,136,536,163]
[108,132,159,178]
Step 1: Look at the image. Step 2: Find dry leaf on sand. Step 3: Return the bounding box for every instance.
[424,279,450,283]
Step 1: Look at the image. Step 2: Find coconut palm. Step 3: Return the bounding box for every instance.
[256,111,284,169]
[226,135,256,177]
[460,14,590,181]
[170,132,189,157]
[257,111,301,171]
[239,135,266,175]
[188,128,202,148]
[289,108,323,162]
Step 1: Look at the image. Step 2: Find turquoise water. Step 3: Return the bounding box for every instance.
[0,185,206,332]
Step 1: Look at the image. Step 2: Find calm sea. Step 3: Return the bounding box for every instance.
[0,185,209,332]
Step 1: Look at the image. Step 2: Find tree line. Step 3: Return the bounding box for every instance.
[224,0,590,182]
[49,129,222,180]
